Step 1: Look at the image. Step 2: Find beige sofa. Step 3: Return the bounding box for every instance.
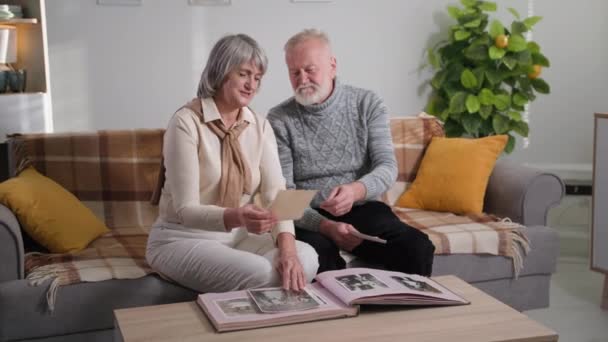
[0,116,563,342]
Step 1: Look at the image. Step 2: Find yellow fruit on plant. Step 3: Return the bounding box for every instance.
[495,34,509,49]
[528,64,542,79]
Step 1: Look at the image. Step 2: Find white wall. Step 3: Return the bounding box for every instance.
[45,0,607,171]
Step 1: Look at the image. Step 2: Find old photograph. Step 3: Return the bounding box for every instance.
[248,288,320,313]
[216,298,258,317]
[391,276,441,293]
[336,273,388,292]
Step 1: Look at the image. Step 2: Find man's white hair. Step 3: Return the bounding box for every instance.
[284,28,332,53]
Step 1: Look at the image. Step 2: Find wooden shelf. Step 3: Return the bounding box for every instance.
[0,92,45,97]
[0,18,38,24]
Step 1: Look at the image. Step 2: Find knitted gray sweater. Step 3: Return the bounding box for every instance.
[268,80,397,231]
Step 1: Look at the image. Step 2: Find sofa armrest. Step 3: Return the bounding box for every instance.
[0,204,24,281]
[484,160,565,226]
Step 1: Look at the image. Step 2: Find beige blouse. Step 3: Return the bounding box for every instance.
[158,97,294,241]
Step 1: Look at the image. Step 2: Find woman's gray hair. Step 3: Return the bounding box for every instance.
[197,34,268,98]
[284,28,331,53]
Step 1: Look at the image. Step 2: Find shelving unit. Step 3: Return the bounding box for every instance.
[0,0,52,144]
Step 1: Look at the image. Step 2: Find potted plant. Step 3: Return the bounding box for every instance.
[425,0,551,153]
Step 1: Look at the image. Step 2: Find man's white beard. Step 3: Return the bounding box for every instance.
[294,81,331,106]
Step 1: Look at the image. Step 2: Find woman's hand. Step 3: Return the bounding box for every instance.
[224,204,277,234]
[276,233,306,292]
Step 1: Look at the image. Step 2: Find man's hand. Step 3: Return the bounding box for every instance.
[276,233,306,291]
[319,219,363,252]
[320,182,366,217]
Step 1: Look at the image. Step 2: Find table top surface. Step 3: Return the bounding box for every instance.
[114,275,558,342]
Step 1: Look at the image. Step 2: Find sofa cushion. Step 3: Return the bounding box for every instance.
[0,275,197,341]
[0,167,109,253]
[396,135,507,214]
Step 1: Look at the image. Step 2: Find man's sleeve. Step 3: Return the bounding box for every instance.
[357,91,398,199]
[267,110,326,232]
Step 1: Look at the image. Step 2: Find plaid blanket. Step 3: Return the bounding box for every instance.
[392,207,530,276]
[25,227,152,312]
[9,129,163,230]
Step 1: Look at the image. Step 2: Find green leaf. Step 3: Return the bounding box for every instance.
[492,114,510,134]
[532,78,550,94]
[532,52,550,67]
[462,113,482,135]
[493,94,511,110]
[460,0,477,8]
[485,69,502,85]
[479,105,493,119]
[461,69,478,89]
[489,20,504,38]
[466,94,481,113]
[523,16,542,29]
[515,50,532,66]
[504,134,516,154]
[454,30,472,41]
[479,2,497,11]
[512,120,529,137]
[518,77,532,92]
[446,63,465,82]
[478,88,494,105]
[513,93,528,106]
[507,7,521,20]
[426,94,447,115]
[511,21,528,35]
[508,111,522,121]
[489,46,506,60]
[431,70,447,89]
[464,19,482,28]
[449,92,468,113]
[527,41,541,53]
[444,119,465,137]
[503,55,518,70]
[465,44,489,61]
[447,6,462,19]
[472,67,485,89]
[427,48,440,68]
[440,109,450,122]
[507,35,527,52]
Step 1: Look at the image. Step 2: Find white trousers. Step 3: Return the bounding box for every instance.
[146,226,319,293]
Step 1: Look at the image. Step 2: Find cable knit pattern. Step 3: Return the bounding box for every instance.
[268,80,397,231]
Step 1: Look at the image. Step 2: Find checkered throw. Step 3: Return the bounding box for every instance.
[25,227,152,312]
[392,207,530,276]
[9,129,163,229]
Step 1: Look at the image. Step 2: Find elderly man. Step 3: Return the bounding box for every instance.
[268,29,435,275]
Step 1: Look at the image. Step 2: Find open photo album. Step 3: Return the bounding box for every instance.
[197,267,469,332]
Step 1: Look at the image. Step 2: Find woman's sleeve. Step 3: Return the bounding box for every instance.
[258,119,295,241]
[163,111,226,231]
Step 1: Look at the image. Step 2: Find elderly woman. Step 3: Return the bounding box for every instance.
[146,34,318,293]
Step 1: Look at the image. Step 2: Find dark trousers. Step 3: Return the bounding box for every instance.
[295,201,435,276]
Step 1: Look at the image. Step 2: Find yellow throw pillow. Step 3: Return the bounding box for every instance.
[0,167,109,253]
[396,135,508,215]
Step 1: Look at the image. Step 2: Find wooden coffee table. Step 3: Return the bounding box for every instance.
[114,275,557,342]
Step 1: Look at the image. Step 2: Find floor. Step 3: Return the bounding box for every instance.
[525,257,608,342]
[523,194,608,342]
